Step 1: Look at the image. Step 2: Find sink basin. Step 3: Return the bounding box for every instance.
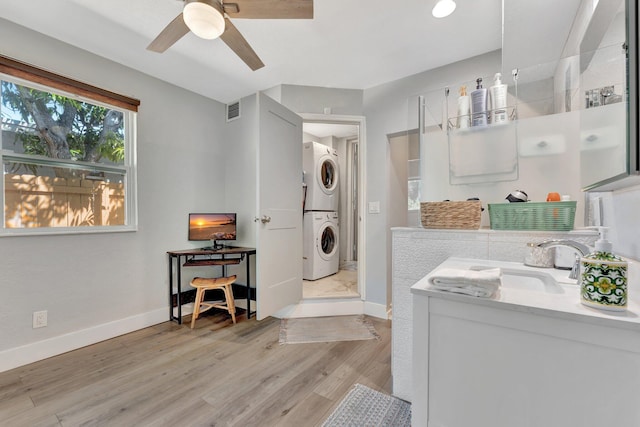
[470,265,565,294]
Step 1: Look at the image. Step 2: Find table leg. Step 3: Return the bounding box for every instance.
[246,254,252,319]
[168,254,174,322]
[176,255,182,324]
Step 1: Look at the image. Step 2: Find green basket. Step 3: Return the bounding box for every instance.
[488,201,577,231]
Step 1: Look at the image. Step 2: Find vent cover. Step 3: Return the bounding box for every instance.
[226,100,240,122]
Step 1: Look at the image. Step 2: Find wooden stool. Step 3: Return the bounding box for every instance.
[190,275,237,329]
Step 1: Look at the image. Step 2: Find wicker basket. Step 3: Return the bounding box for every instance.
[488,201,576,231]
[420,201,482,229]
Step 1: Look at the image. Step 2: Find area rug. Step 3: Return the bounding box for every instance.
[278,315,379,344]
[322,384,411,427]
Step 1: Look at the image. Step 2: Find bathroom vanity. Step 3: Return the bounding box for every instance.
[411,257,640,427]
[391,227,598,402]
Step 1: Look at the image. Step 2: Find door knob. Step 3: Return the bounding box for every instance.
[260,215,271,224]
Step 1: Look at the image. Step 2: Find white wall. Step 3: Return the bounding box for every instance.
[609,186,640,260]
[421,110,584,227]
[586,185,640,261]
[222,94,259,288]
[3,17,636,371]
[280,85,364,116]
[224,94,258,249]
[362,50,504,306]
[387,133,411,306]
[270,52,513,309]
[0,19,228,371]
[362,46,629,307]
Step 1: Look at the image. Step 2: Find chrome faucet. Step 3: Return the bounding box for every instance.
[536,240,591,280]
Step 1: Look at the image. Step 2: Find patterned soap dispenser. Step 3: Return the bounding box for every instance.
[580,227,628,311]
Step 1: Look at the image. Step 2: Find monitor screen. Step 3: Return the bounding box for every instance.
[188,213,237,242]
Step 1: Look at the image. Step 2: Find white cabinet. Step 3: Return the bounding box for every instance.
[390,228,597,402]
[412,292,640,427]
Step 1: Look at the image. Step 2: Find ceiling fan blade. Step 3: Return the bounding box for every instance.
[147,13,190,53]
[223,0,313,19]
[220,17,265,71]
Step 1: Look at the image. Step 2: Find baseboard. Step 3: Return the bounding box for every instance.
[0,308,167,373]
[274,298,364,318]
[364,301,390,320]
[272,298,390,320]
[0,300,389,372]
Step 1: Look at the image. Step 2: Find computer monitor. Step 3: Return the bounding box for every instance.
[188,213,236,249]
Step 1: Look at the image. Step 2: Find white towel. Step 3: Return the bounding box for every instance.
[428,267,502,298]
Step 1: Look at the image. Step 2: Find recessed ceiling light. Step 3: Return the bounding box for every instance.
[432,0,457,18]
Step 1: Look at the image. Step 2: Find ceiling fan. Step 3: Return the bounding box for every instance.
[147,0,314,71]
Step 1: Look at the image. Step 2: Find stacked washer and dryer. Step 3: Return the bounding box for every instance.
[302,141,340,280]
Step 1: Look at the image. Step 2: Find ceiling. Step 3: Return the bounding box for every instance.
[0,0,503,104]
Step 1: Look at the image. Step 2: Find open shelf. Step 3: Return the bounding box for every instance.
[183,258,242,267]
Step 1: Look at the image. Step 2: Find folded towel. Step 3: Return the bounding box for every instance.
[428,267,502,298]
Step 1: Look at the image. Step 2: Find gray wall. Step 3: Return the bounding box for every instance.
[0,19,227,367]
[225,93,258,249]
[280,85,364,116]
[362,50,503,306]
[270,53,505,309]
[3,17,636,369]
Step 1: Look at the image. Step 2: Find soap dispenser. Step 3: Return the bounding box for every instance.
[470,77,488,127]
[580,227,628,311]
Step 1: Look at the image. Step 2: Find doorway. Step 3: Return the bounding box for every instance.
[300,115,365,301]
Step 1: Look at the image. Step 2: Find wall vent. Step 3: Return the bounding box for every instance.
[226,100,240,122]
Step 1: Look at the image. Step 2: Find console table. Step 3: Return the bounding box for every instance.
[167,247,257,324]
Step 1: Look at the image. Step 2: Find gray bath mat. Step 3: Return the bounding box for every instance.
[322,384,411,427]
[279,315,379,344]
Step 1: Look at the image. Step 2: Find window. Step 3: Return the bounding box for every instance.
[0,55,139,235]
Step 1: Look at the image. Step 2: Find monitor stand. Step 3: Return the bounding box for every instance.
[202,240,224,251]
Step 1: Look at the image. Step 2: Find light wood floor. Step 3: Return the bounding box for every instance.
[0,311,392,426]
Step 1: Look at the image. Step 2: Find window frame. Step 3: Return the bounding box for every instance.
[0,57,138,236]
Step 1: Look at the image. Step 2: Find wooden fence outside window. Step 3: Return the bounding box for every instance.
[4,173,125,228]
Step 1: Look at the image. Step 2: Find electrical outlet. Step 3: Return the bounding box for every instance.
[33,310,47,328]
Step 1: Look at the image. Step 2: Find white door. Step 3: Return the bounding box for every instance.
[256,93,303,320]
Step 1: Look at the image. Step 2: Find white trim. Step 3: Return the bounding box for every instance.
[271,298,389,320]
[0,308,166,373]
[299,114,367,301]
[0,75,138,236]
[273,298,364,318]
[364,301,390,320]
[125,109,138,229]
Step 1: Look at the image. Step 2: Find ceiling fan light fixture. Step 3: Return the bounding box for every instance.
[183,0,225,40]
[432,0,456,18]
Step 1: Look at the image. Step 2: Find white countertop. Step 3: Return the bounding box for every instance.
[411,257,640,331]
